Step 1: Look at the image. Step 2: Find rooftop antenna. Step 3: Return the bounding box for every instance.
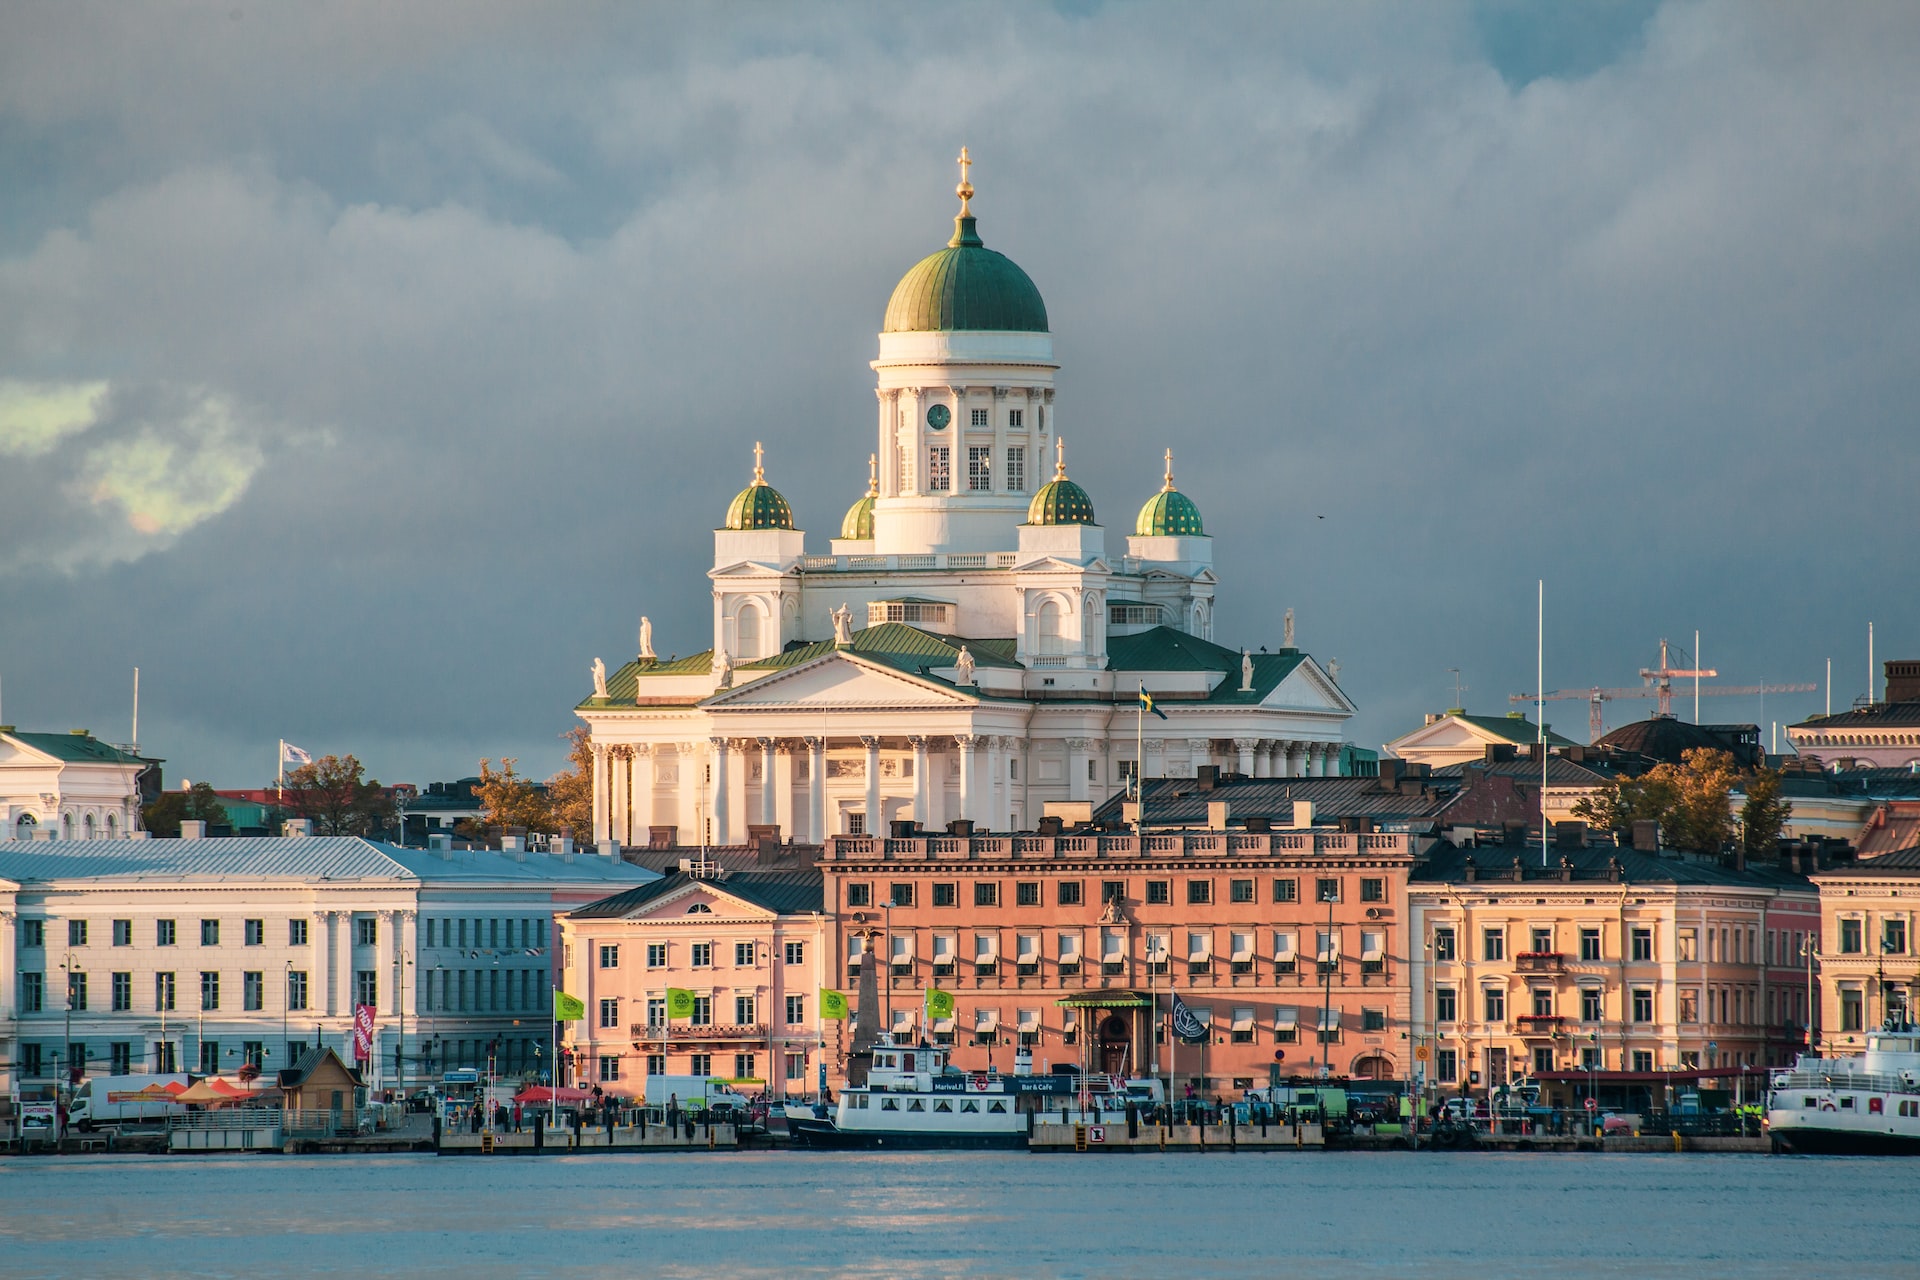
[1869,622,1876,706]
[1447,667,1468,709]
[131,667,140,755]
[1694,629,1701,722]
[1826,658,1832,717]
[1538,580,1547,869]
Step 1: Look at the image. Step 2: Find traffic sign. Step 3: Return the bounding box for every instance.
[1585,1097,1598,1111]
[1414,1043,1431,1062]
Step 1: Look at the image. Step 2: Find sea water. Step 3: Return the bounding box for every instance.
[1,1151,1914,1279]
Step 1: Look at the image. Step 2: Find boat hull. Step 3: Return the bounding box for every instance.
[1769,1123,1920,1156]
[787,1116,1028,1150]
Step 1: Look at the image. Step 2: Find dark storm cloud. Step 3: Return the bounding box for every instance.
[1,1,1915,784]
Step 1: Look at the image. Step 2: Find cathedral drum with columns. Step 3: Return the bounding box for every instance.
[579,155,1355,848]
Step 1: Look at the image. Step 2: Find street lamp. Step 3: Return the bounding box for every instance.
[1801,935,1821,1057]
[59,953,74,1093]
[1314,882,1337,1080]
[283,960,294,1068]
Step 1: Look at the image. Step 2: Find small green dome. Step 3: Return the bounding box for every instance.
[841,453,879,540]
[1134,451,1204,536]
[1026,441,1096,526]
[723,443,795,531]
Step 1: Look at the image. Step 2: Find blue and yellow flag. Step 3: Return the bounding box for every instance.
[1140,686,1168,720]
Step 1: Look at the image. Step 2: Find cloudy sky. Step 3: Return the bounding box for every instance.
[2,1,1916,789]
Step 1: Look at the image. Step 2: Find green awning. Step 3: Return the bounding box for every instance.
[1054,992,1153,1009]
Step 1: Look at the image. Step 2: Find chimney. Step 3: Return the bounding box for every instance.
[1554,821,1586,850]
[554,835,574,856]
[1195,765,1218,791]
[1244,815,1271,834]
[598,839,621,860]
[1558,855,1574,882]
[1463,854,1478,882]
[179,820,207,840]
[1292,799,1316,829]
[1631,820,1660,853]
[1886,660,1920,704]
[428,832,451,851]
[500,834,525,853]
[282,818,313,838]
[1207,800,1231,831]
[1378,759,1404,787]
[1607,856,1624,883]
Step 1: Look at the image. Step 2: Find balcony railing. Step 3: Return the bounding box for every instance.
[1516,1014,1565,1034]
[1516,953,1567,973]
[824,831,1416,861]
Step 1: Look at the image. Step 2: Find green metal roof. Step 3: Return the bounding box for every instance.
[3,730,151,765]
[571,870,825,919]
[882,215,1049,334]
[724,480,794,531]
[1452,713,1576,747]
[1105,628,1309,704]
[1026,476,1096,526]
[840,493,875,540]
[1134,487,1204,537]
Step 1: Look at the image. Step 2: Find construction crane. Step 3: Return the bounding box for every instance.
[1510,640,1816,741]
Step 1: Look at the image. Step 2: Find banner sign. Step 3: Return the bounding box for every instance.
[353,1003,376,1062]
[1170,994,1208,1045]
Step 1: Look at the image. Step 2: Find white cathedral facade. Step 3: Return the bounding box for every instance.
[578,156,1354,847]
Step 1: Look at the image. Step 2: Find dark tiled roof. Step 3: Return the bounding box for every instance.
[1429,757,1614,786]
[1792,700,1920,730]
[1091,775,1454,828]
[1597,718,1760,766]
[571,869,825,919]
[1413,845,1813,888]
[1817,846,1920,875]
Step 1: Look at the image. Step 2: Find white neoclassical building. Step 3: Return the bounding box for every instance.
[578,156,1355,848]
[1,728,156,841]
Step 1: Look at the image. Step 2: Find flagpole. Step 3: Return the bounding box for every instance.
[277,739,284,802]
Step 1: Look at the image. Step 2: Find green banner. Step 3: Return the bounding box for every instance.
[819,988,849,1020]
[553,990,586,1022]
[925,988,954,1020]
[666,987,696,1019]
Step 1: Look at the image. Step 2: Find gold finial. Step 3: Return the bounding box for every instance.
[1055,435,1067,479]
[866,453,878,497]
[1163,448,1176,492]
[753,440,765,484]
[956,146,974,217]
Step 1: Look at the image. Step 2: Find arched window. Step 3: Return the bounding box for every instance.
[1036,600,1063,656]
[736,604,762,661]
[82,813,94,839]
[14,813,34,839]
[105,813,118,837]
[60,814,72,839]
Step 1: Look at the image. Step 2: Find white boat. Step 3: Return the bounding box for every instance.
[788,1037,1162,1150]
[1768,1018,1920,1155]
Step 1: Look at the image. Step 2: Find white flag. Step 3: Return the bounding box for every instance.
[280,741,313,766]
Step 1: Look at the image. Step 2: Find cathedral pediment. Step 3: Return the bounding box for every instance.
[611,881,780,923]
[702,651,978,710]
[1010,555,1110,574]
[1263,658,1357,715]
[709,560,795,579]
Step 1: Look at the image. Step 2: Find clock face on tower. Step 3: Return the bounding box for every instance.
[926,403,950,430]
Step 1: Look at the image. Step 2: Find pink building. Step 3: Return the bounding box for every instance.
[557,870,828,1098]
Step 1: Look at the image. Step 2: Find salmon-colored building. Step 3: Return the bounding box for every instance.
[817,826,1418,1095]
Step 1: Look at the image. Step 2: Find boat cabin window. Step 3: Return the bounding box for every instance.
[1803,1097,1818,1108]
[989,1101,1008,1114]
[1840,1097,1855,1109]
[1873,1036,1913,1052]
[881,1098,900,1111]
[877,1054,895,1069]
[908,1099,925,1111]
[961,1100,979,1113]
[903,1053,915,1070]
[935,1100,953,1112]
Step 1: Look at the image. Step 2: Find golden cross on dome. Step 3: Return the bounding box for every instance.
[1055,435,1067,478]
[956,146,974,216]
[866,452,878,496]
[1163,447,1176,491]
[753,440,765,483]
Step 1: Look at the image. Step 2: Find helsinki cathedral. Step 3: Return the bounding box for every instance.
[578,154,1354,848]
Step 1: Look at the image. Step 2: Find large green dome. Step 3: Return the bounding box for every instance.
[723,443,795,531]
[883,215,1049,334]
[1134,451,1205,536]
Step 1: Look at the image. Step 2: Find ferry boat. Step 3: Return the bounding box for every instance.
[788,1037,1162,1150]
[1768,1017,1920,1154]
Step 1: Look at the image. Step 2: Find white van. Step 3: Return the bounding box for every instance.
[68,1074,191,1129]
[643,1075,754,1117]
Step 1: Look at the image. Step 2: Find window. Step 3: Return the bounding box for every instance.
[1057,881,1083,906]
[243,1041,264,1070]
[599,945,620,969]
[1015,881,1041,907]
[1101,880,1127,904]
[1631,988,1654,1023]
[735,941,756,967]
[647,1054,666,1077]
[22,920,44,948]
[1581,989,1602,1022]
[1631,927,1654,962]
[1316,878,1341,903]
[691,943,712,968]
[1146,880,1171,905]
[1008,409,1025,429]
[970,407,989,428]
[1680,988,1701,1024]
[1484,989,1505,1021]
[932,882,957,908]
[1436,1048,1458,1084]
[67,971,88,1012]
[1006,446,1025,493]
[968,445,991,491]
[1838,918,1864,954]
[245,919,265,947]
[1887,919,1908,955]
[112,972,132,1012]
[689,1053,712,1076]
[1433,927,1456,961]
[1187,880,1212,905]
[1530,927,1553,953]
[735,1053,756,1079]
[354,970,376,1008]
[1579,928,1602,961]
[243,971,264,1012]
[288,971,308,1011]
[1480,928,1504,961]
[974,882,999,907]
[599,1054,621,1083]
[1531,988,1553,1017]
[1435,987,1457,1023]
[595,997,620,1029]
[890,883,915,908]
[691,995,713,1026]
[200,919,220,946]
[289,919,308,946]
[21,1044,41,1078]
[156,919,176,947]
[647,943,668,968]
[779,941,804,966]
[199,1041,220,1075]
[786,995,806,1024]
[928,445,950,491]
[1362,1008,1386,1032]
[110,1042,133,1075]
[1841,987,1864,1032]
[1533,1047,1556,1076]
[847,882,873,907]
[1360,878,1385,903]
[200,971,220,1011]
[1632,1050,1654,1072]
[734,995,757,1025]
[1676,927,1697,962]
[155,972,176,1012]
[69,919,88,947]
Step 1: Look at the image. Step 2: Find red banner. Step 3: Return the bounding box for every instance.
[353,1004,376,1062]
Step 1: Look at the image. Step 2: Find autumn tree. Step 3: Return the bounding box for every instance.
[142,782,230,838]
[1740,766,1791,857]
[474,757,555,834]
[544,726,594,840]
[282,754,396,836]
[1571,748,1742,854]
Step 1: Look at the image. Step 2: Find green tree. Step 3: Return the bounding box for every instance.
[1571,748,1739,854]
[282,754,396,836]
[1741,766,1791,858]
[142,782,229,838]
[475,757,554,834]
[544,727,594,841]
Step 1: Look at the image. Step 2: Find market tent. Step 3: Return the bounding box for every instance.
[513,1085,593,1105]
